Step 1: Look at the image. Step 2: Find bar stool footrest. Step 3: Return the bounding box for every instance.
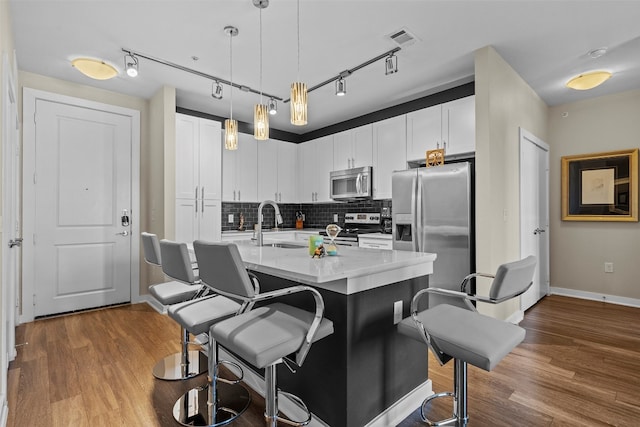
[421,391,461,426]
[152,350,207,381]
[173,381,251,427]
[274,391,311,426]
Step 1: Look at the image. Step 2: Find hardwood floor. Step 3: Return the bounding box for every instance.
[7,295,640,426]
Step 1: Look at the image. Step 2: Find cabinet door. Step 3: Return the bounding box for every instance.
[237,134,258,202]
[222,144,239,201]
[198,119,222,200]
[175,198,198,243]
[314,135,334,202]
[333,130,352,170]
[373,115,406,199]
[297,141,316,203]
[352,124,373,167]
[257,139,279,202]
[443,95,475,155]
[406,105,442,161]
[199,199,221,241]
[277,141,298,203]
[175,114,199,199]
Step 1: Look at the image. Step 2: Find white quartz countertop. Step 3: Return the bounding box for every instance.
[225,238,436,295]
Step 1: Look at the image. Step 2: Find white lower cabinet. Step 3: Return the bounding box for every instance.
[358,235,393,250]
[175,198,221,243]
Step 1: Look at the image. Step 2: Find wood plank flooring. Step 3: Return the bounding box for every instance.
[7,295,640,426]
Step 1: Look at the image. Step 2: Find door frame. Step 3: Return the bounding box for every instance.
[519,127,550,311]
[21,88,140,323]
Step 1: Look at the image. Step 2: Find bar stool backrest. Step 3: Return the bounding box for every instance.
[141,232,162,266]
[489,255,537,301]
[193,241,255,299]
[159,239,196,284]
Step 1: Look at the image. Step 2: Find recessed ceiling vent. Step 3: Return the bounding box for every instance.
[387,27,419,47]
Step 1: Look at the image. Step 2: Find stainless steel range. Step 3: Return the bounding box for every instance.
[320,212,381,246]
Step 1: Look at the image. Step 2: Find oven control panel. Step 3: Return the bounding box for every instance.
[344,212,380,224]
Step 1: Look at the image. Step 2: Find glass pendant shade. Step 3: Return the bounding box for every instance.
[290,81,308,125]
[225,119,238,150]
[254,103,269,140]
[72,58,118,80]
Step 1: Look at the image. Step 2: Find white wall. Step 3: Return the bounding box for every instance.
[549,90,640,301]
[474,46,549,320]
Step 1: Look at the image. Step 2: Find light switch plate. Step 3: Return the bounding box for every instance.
[228,214,234,224]
[393,300,403,324]
[333,213,339,222]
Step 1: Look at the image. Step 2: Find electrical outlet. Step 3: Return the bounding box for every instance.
[604,262,614,273]
[393,300,403,324]
[228,214,234,224]
[333,213,339,222]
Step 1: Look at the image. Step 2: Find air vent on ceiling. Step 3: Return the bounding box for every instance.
[387,27,419,47]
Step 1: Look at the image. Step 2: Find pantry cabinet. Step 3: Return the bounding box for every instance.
[373,115,406,199]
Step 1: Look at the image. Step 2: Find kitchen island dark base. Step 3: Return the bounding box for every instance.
[251,271,430,427]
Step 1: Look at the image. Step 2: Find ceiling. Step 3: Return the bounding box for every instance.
[9,1,640,135]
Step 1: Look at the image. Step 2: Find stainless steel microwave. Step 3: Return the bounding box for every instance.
[330,166,372,201]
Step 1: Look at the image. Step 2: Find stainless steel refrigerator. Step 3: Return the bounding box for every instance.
[392,162,473,308]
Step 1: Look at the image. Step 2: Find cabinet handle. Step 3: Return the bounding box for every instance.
[202,187,205,199]
[279,192,282,202]
[233,190,236,201]
[195,199,198,214]
[275,192,278,200]
[352,157,355,167]
[238,190,241,201]
[195,186,198,201]
[201,199,205,213]
[443,141,447,151]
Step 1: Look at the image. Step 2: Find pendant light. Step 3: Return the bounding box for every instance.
[224,26,239,150]
[290,0,307,125]
[253,0,269,140]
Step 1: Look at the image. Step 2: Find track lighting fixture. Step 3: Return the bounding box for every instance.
[268,98,277,115]
[335,77,346,96]
[124,53,139,77]
[385,53,398,75]
[211,81,223,99]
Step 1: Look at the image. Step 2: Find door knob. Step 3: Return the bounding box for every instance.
[116,231,129,236]
[533,228,546,235]
[8,238,22,248]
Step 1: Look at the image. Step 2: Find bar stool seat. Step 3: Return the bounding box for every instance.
[149,281,199,306]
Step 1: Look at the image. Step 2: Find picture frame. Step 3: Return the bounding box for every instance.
[561,148,638,221]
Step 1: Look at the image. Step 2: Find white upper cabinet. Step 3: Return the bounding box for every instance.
[443,95,475,156]
[406,95,475,161]
[373,115,406,200]
[222,132,258,202]
[298,135,334,203]
[406,104,442,162]
[333,124,373,170]
[257,139,298,203]
[175,113,222,200]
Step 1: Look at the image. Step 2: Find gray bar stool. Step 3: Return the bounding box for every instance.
[141,232,205,380]
[195,240,334,427]
[397,255,537,426]
[162,239,251,427]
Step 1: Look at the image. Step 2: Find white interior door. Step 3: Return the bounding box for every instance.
[23,91,137,318]
[520,128,550,312]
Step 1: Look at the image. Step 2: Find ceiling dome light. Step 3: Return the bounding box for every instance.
[566,71,612,90]
[71,58,118,80]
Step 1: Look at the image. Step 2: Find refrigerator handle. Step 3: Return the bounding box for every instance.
[416,175,423,252]
[411,174,419,252]
[356,173,361,194]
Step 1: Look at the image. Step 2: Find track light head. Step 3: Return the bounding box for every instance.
[335,78,346,96]
[124,53,139,77]
[211,81,223,99]
[268,98,277,115]
[385,53,398,75]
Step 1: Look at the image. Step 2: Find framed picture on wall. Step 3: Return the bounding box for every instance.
[561,148,638,221]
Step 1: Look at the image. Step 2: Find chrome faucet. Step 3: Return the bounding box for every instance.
[256,200,283,246]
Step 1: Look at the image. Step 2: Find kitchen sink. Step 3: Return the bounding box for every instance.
[268,243,305,249]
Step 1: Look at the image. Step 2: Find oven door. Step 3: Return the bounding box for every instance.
[330,166,372,201]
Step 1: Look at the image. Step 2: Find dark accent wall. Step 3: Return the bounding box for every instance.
[177,81,474,144]
[221,200,392,232]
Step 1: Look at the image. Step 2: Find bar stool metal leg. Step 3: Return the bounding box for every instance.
[172,336,250,426]
[152,327,207,381]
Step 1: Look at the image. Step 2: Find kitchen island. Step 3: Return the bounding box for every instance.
[218,239,436,427]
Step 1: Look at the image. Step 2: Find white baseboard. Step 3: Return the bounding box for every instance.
[364,380,432,427]
[506,310,524,324]
[550,287,640,309]
[0,398,8,427]
[141,296,166,314]
[218,348,430,427]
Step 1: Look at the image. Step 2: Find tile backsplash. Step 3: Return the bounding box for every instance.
[222,200,391,231]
